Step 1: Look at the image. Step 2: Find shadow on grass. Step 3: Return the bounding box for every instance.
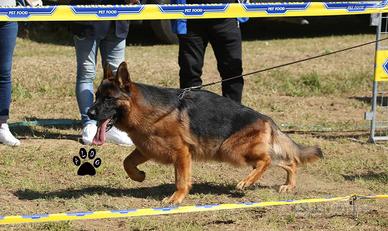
[10,117,81,142]
[342,171,388,183]
[286,130,370,141]
[14,183,249,201]
[351,96,388,106]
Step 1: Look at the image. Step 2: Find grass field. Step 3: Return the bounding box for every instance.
[0,29,387,230]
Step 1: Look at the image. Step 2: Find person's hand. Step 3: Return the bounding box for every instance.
[125,0,140,4]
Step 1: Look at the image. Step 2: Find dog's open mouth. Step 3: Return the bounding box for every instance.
[92,117,115,145]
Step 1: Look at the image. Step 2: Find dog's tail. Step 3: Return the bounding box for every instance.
[270,124,323,165]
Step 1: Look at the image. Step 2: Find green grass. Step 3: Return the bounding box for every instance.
[252,70,372,97]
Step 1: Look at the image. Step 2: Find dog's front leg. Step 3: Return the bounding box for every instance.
[163,147,192,205]
[123,149,149,182]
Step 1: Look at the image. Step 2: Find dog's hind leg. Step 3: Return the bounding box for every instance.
[123,149,149,182]
[163,146,192,205]
[236,154,271,190]
[277,162,297,193]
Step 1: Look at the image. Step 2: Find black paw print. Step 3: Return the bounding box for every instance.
[73,148,101,176]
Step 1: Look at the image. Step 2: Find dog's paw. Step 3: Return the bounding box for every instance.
[161,197,173,205]
[162,197,182,205]
[130,170,146,182]
[73,148,102,176]
[236,180,252,190]
[162,192,185,205]
[278,184,295,193]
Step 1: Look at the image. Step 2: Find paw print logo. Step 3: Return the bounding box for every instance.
[73,148,102,176]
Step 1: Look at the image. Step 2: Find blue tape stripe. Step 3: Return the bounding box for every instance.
[21,214,49,220]
[159,4,228,16]
[0,6,56,19]
[70,5,144,18]
[111,209,137,214]
[242,3,310,14]
[195,204,219,209]
[153,207,177,212]
[239,202,258,206]
[66,212,94,217]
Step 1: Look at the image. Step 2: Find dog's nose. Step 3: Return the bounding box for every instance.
[87,108,97,120]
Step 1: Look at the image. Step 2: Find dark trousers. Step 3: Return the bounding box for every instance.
[0,22,18,124]
[178,18,244,103]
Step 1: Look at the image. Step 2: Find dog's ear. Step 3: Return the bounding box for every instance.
[116,61,131,91]
[103,64,114,80]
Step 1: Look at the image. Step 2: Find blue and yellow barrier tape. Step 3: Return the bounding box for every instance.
[0,194,386,225]
[1,2,388,22]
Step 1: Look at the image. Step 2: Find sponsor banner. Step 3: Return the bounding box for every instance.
[0,3,388,21]
[375,50,388,81]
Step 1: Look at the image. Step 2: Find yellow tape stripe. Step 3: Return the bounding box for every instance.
[0,194,386,225]
[0,2,388,22]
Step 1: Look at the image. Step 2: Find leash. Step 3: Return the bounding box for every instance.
[179,36,388,97]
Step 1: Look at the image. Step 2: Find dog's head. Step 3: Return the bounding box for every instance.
[87,61,132,145]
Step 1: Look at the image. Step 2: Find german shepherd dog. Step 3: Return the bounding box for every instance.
[88,62,323,204]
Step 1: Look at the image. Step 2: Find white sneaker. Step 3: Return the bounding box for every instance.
[0,123,20,146]
[81,123,97,145]
[106,126,134,146]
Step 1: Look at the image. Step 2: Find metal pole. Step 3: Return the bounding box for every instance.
[370,13,382,143]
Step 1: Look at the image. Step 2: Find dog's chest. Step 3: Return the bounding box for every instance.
[130,133,180,164]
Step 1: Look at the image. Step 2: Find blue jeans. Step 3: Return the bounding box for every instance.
[0,22,18,124]
[74,30,126,126]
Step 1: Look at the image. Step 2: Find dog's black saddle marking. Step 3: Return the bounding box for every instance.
[136,83,272,140]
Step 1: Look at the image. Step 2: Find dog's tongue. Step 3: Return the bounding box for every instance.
[93,119,109,145]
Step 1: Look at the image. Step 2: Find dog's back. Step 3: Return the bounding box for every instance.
[180,89,270,140]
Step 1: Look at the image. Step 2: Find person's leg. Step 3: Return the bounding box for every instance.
[0,22,20,146]
[0,22,18,124]
[178,20,208,89]
[209,19,244,103]
[74,35,99,127]
[99,29,133,146]
[99,28,126,74]
[74,34,100,144]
